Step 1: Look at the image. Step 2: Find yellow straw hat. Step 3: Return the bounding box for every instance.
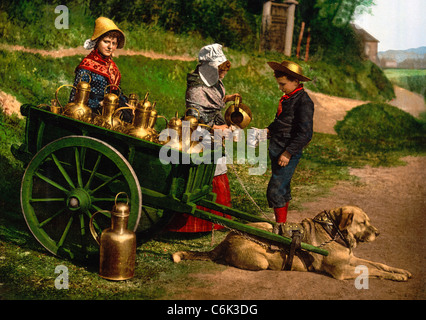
[267,60,311,82]
[90,17,125,49]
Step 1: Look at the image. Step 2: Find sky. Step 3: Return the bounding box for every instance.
[353,0,426,52]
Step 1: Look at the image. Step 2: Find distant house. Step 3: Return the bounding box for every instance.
[380,58,398,68]
[351,24,380,65]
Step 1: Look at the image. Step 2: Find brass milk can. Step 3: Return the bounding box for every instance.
[55,79,93,122]
[93,85,123,130]
[120,92,167,142]
[183,108,212,153]
[145,102,168,143]
[89,193,136,281]
[163,111,183,150]
[124,92,152,140]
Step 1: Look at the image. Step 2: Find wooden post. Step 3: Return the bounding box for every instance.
[284,0,298,56]
[304,28,311,61]
[296,21,305,59]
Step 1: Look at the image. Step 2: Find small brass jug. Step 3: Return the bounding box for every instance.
[50,99,62,114]
[89,193,136,281]
[224,96,252,129]
[56,79,93,122]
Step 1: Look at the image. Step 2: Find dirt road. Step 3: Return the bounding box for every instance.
[174,156,425,300]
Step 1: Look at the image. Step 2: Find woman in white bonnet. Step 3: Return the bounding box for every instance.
[167,43,240,233]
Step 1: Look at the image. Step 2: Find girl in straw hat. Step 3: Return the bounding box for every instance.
[69,17,131,122]
[265,60,314,227]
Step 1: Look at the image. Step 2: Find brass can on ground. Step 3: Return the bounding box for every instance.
[89,193,136,281]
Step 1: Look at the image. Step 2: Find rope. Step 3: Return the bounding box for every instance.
[227,159,273,223]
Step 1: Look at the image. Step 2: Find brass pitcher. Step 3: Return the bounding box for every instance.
[119,92,167,142]
[93,85,124,130]
[55,77,93,122]
[224,96,252,129]
[89,193,136,281]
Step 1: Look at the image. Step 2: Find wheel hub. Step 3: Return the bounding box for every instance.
[67,188,91,211]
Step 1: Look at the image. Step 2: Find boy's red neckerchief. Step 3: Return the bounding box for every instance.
[277,84,304,117]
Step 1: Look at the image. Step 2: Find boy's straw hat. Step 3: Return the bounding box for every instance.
[90,17,125,49]
[267,60,311,82]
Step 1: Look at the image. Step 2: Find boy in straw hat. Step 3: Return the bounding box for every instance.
[69,17,131,121]
[265,60,314,227]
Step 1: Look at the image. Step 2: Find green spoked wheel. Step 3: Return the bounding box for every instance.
[20,136,142,260]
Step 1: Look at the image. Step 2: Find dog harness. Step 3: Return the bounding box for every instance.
[313,210,351,248]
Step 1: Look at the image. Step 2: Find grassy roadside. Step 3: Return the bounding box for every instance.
[383,69,426,101]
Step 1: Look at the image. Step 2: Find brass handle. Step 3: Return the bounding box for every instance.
[234,95,241,107]
[197,123,213,132]
[185,107,201,120]
[114,106,135,117]
[115,192,129,205]
[55,84,76,109]
[89,210,109,246]
[156,115,168,128]
[77,71,92,84]
[104,84,122,96]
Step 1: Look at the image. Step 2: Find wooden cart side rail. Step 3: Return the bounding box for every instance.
[142,187,329,256]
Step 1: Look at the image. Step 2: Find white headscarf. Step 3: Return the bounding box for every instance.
[83,39,97,50]
[198,43,227,87]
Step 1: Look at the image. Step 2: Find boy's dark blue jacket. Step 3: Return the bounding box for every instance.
[267,89,314,155]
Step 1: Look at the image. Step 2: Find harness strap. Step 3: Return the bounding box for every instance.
[283,230,302,271]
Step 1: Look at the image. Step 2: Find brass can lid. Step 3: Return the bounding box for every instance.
[77,81,91,92]
[104,93,120,104]
[112,202,130,216]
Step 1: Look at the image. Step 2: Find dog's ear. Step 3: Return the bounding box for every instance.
[338,209,354,230]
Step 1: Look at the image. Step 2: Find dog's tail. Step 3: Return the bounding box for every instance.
[172,243,223,263]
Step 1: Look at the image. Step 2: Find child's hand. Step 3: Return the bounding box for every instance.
[278,151,292,167]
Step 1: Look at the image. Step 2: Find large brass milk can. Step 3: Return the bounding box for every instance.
[89,193,136,281]
[55,77,93,122]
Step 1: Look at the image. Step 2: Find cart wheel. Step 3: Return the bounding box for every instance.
[21,136,142,260]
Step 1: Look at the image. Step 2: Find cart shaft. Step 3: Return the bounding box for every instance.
[142,188,329,256]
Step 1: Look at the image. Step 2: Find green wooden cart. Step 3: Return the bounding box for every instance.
[11,104,328,260]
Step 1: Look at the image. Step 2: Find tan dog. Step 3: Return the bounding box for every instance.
[173,206,412,281]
